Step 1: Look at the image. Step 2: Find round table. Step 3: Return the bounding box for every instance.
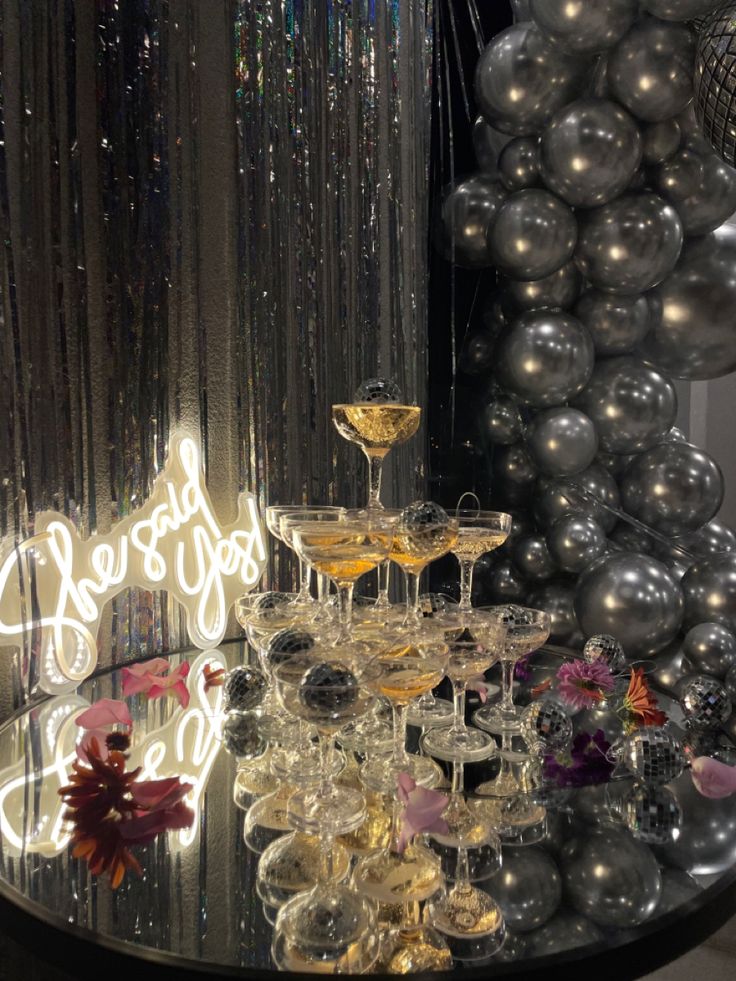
[1,639,736,980]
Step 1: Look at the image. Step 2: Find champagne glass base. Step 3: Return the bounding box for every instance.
[256,832,351,909]
[375,925,454,973]
[270,744,345,786]
[287,785,366,837]
[421,726,498,764]
[233,753,280,809]
[473,704,522,734]
[406,696,454,728]
[339,716,394,754]
[426,885,506,961]
[243,786,295,853]
[359,753,443,796]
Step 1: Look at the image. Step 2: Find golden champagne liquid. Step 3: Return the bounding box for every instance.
[390,525,459,574]
[446,646,495,681]
[332,403,421,450]
[432,886,504,937]
[452,528,508,562]
[296,531,391,583]
[377,663,446,705]
[353,844,443,903]
[380,931,454,974]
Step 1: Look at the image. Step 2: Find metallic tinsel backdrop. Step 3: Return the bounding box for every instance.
[0,0,432,715]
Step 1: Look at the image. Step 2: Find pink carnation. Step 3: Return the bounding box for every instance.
[556,659,614,712]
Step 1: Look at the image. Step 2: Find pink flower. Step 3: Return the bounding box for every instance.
[556,659,614,712]
[467,677,489,704]
[75,699,132,764]
[122,659,191,709]
[396,772,449,853]
[691,756,736,799]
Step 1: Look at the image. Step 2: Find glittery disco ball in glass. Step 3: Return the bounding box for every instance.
[583,634,626,674]
[501,604,535,626]
[521,700,573,752]
[354,378,403,403]
[621,726,686,786]
[255,591,295,610]
[221,711,265,759]
[298,661,359,714]
[400,500,451,530]
[623,785,681,845]
[695,7,736,167]
[224,665,267,712]
[680,675,732,729]
[266,628,316,669]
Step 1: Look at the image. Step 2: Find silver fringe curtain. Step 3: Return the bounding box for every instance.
[0,0,432,716]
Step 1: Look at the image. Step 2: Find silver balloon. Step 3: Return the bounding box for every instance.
[540,98,642,208]
[607,20,696,123]
[529,0,636,54]
[648,641,694,692]
[641,0,725,20]
[609,521,655,555]
[574,552,684,657]
[474,24,589,137]
[682,622,736,679]
[620,442,724,535]
[499,136,541,191]
[654,144,736,236]
[680,675,732,729]
[528,581,579,644]
[657,770,736,874]
[655,869,701,916]
[484,556,528,604]
[526,407,598,477]
[596,450,637,479]
[621,727,686,786]
[583,634,627,673]
[525,911,603,957]
[574,357,677,455]
[561,829,661,928]
[623,785,682,845]
[574,289,651,357]
[473,115,513,176]
[534,463,621,534]
[505,261,581,312]
[547,514,606,574]
[512,533,556,582]
[493,443,539,505]
[491,846,562,932]
[458,327,497,376]
[656,517,736,567]
[575,193,683,294]
[640,226,736,380]
[483,396,525,445]
[666,426,688,443]
[642,119,682,166]
[489,188,577,281]
[438,176,506,268]
[496,310,594,407]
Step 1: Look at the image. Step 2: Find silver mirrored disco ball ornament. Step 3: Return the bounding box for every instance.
[400,500,450,529]
[353,377,402,403]
[255,591,294,610]
[623,785,682,845]
[266,628,316,670]
[298,661,359,714]
[583,634,626,674]
[224,665,267,712]
[621,727,686,785]
[221,711,265,759]
[695,7,736,168]
[521,700,573,752]
[680,675,732,729]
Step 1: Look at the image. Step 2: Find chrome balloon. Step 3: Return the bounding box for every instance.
[540,98,642,208]
[489,188,577,281]
[483,396,525,445]
[647,641,694,692]
[437,176,506,268]
[620,442,724,535]
[484,556,528,604]
[574,192,683,294]
[574,552,684,657]
[524,911,603,958]
[607,20,696,123]
[641,0,725,20]
[474,23,589,137]
[683,554,736,631]
[512,533,557,582]
[493,443,539,505]
[574,289,651,357]
[609,521,655,555]
[642,119,682,166]
[533,463,621,533]
[473,115,513,176]
[573,707,625,745]
[492,846,562,933]
[654,144,736,236]
[505,261,581,312]
[682,622,736,679]
[658,771,736,874]
[574,356,678,455]
[529,0,636,54]
[726,663,736,701]
[526,407,598,477]
[547,514,607,574]
[499,136,541,191]
[528,581,580,644]
[640,226,736,380]
[496,310,594,407]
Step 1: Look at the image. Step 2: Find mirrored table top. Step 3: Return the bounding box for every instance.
[1,639,736,980]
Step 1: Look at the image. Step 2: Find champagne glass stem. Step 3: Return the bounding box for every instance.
[297,557,312,603]
[458,559,476,612]
[317,729,334,800]
[391,702,411,772]
[456,846,471,887]
[319,830,336,883]
[376,558,391,610]
[403,569,424,626]
[451,679,467,737]
[364,449,386,510]
[451,760,465,795]
[500,660,516,715]
[335,581,355,643]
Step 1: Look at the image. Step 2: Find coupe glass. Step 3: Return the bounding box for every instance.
[390,509,459,630]
[275,507,346,616]
[473,606,551,735]
[450,510,512,613]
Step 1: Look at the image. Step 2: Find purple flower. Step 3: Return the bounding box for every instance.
[556,660,614,712]
[514,654,532,682]
[543,729,614,788]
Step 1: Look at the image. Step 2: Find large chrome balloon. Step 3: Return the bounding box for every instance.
[491,846,562,932]
[529,0,636,54]
[493,443,539,505]
[561,829,661,928]
[438,177,506,268]
[526,407,598,477]
[496,310,594,407]
[654,144,736,236]
[489,189,577,281]
[682,553,736,631]
[607,20,695,123]
[575,193,683,294]
[534,464,621,533]
[498,136,541,191]
[473,116,513,176]
[657,770,736,874]
[682,622,736,679]
[512,533,557,582]
[640,226,736,380]
[647,641,694,692]
[620,442,724,535]
[642,119,682,166]
[641,0,725,20]
[483,396,525,445]
[528,581,579,643]
[574,552,684,657]
[574,289,651,356]
[474,24,589,137]
[540,98,642,208]
[676,519,736,559]
[547,514,607,574]
[573,357,677,455]
[505,261,581,311]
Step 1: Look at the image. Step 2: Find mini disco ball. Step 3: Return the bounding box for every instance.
[695,6,736,167]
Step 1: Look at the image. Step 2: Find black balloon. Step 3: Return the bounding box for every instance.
[483,395,525,445]
[512,533,557,582]
[682,553,736,631]
[526,407,598,477]
[483,556,528,603]
[533,464,621,533]
[574,289,651,357]
[530,0,637,54]
[528,581,580,643]
[499,136,541,191]
[642,119,682,166]
[489,188,578,281]
[505,261,581,312]
[473,115,513,175]
[458,328,497,376]
[653,144,736,236]
[493,443,539,505]
[438,176,506,268]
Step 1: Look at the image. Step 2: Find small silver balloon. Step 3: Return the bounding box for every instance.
[521,700,573,752]
[574,290,651,357]
[621,727,686,786]
[683,553,736,631]
[492,846,562,932]
[499,135,541,191]
[574,552,684,658]
[623,785,682,845]
[654,144,736,236]
[529,0,636,54]
[547,514,606,575]
[607,20,695,123]
[224,665,267,712]
[641,0,725,20]
[575,192,683,294]
[505,260,581,312]
[484,556,528,604]
[474,23,589,137]
[583,634,626,673]
[527,581,580,644]
[680,676,732,729]
[493,443,539,505]
[596,450,637,479]
[221,711,265,759]
[489,188,577,281]
[459,327,497,376]
[524,911,603,957]
[561,828,661,928]
[496,309,594,407]
[573,356,677,455]
[526,407,598,477]
[512,533,557,582]
[682,622,736,679]
[473,115,513,175]
[534,464,620,534]
[438,176,506,268]
[540,98,642,208]
[620,442,724,536]
[483,396,525,445]
[657,770,736,874]
[647,641,694,691]
[642,119,682,166]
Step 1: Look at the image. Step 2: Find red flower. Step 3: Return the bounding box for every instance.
[122,659,191,709]
[203,664,227,691]
[622,668,667,730]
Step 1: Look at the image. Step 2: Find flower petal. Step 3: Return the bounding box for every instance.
[691,756,736,799]
[76,698,132,731]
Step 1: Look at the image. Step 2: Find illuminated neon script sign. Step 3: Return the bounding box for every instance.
[0,434,267,693]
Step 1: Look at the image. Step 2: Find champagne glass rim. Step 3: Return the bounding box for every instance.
[453,509,512,523]
[267,503,345,515]
[331,401,419,409]
[476,605,551,625]
[274,652,383,690]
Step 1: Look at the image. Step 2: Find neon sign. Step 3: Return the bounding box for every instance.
[0,433,267,693]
